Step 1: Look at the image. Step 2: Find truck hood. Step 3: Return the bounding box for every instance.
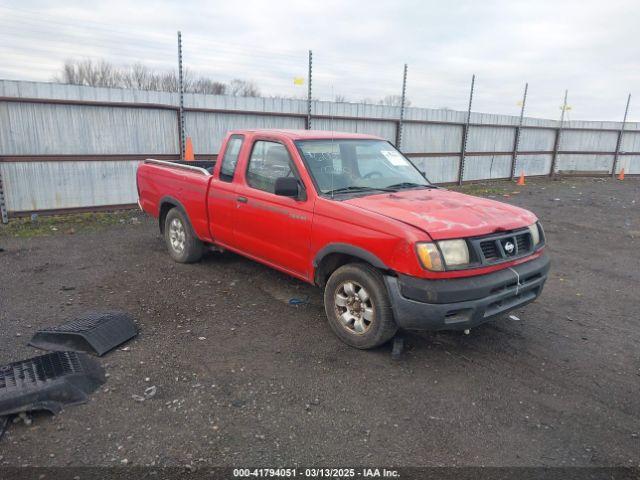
[344,188,537,240]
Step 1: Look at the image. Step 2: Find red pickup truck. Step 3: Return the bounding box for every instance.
[137,129,549,349]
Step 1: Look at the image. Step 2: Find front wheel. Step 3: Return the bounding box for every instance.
[164,208,203,263]
[324,263,398,349]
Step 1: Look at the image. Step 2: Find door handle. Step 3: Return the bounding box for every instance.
[237,196,248,203]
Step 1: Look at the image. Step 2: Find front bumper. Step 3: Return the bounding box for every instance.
[384,253,550,331]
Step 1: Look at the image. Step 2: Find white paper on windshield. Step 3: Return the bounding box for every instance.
[381,150,409,166]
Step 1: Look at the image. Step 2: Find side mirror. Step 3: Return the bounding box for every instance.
[274,177,300,198]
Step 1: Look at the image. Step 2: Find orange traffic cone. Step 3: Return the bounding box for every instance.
[617,168,625,181]
[185,137,195,162]
[516,172,525,186]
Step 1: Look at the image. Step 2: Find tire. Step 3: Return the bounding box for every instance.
[323,263,398,349]
[164,208,203,263]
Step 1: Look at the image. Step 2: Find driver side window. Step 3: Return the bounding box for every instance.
[219,135,244,182]
[246,141,296,193]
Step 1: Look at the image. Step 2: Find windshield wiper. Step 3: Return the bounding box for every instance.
[384,182,434,190]
[324,185,397,195]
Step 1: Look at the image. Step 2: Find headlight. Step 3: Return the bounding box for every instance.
[416,239,470,271]
[438,239,470,266]
[416,243,444,271]
[528,222,541,246]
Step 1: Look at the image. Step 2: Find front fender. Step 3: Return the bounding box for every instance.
[313,243,389,270]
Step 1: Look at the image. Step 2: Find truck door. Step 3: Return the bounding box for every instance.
[232,139,314,279]
[207,134,245,245]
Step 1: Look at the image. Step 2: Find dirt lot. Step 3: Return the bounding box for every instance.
[0,177,639,468]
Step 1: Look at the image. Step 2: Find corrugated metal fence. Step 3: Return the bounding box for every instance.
[1,79,638,216]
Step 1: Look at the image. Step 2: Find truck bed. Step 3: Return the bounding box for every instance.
[170,160,216,172]
[137,159,216,242]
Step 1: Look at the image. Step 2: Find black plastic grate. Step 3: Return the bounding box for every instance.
[478,231,533,262]
[29,311,137,356]
[0,351,81,390]
[515,232,530,252]
[0,352,105,416]
[480,241,499,260]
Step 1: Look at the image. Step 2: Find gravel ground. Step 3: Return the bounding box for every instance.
[0,177,638,468]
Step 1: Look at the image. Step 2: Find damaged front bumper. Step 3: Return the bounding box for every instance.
[384,253,550,331]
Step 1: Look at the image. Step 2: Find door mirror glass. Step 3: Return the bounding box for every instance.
[274,177,299,197]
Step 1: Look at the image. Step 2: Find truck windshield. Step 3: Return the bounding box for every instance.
[295,139,431,195]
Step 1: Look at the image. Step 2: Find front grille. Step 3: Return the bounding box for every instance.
[480,241,499,260]
[473,229,536,264]
[515,233,530,252]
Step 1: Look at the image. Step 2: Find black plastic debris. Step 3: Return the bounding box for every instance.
[29,311,138,356]
[391,335,405,360]
[0,351,105,417]
[0,415,8,441]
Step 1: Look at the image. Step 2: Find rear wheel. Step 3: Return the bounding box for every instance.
[324,263,397,349]
[164,208,203,263]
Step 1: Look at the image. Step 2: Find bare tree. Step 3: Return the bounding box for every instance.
[334,94,347,103]
[191,78,226,95]
[121,63,150,90]
[158,70,180,92]
[55,59,121,88]
[55,59,245,96]
[228,79,260,97]
[379,95,411,107]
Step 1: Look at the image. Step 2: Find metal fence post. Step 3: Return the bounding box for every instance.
[550,89,568,177]
[511,82,528,180]
[0,168,8,224]
[612,93,631,176]
[458,74,475,185]
[396,63,408,149]
[306,50,313,130]
[178,31,185,160]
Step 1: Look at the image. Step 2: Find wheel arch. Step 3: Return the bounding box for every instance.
[158,196,188,234]
[313,243,391,287]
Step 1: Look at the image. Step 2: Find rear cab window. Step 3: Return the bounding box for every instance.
[218,135,244,182]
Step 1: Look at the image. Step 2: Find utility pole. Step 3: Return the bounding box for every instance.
[178,31,185,160]
[397,63,408,149]
[612,93,631,176]
[511,82,528,180]
[307,50,313,130]
[458,74,475,185]
[550,89,568,177]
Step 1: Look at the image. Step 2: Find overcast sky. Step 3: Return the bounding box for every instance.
[0,0,638,121]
